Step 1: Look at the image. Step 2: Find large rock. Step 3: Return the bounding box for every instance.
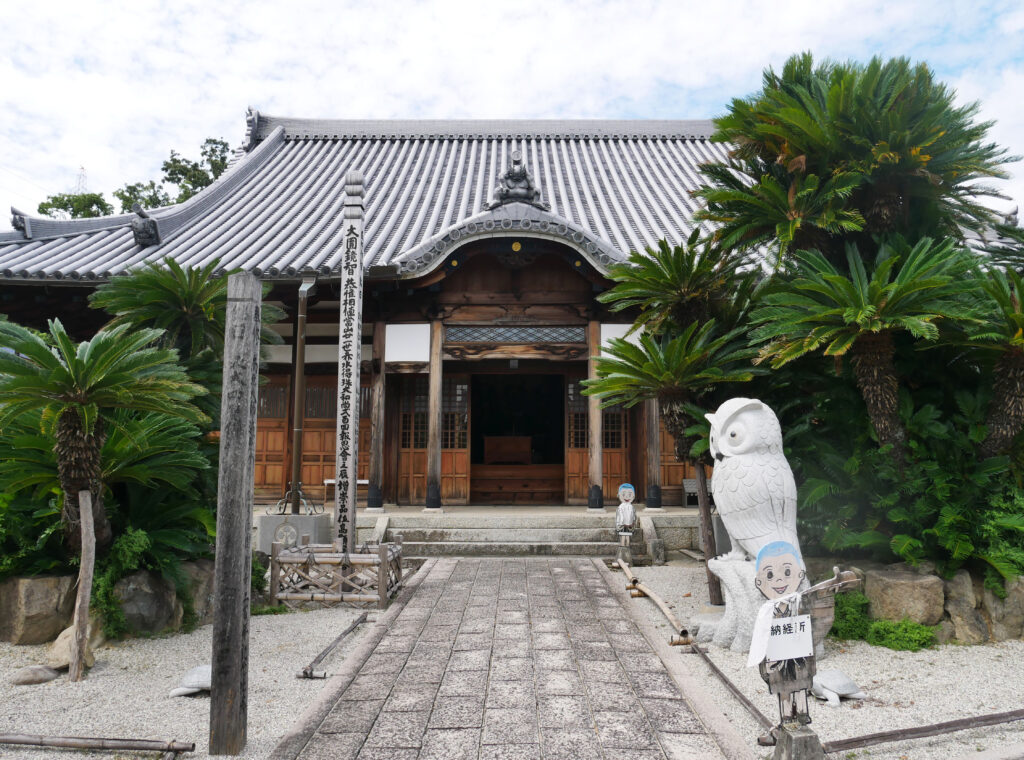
[981,575,1024,641]
[182,559,216,627]
[113,570,180,634]
[863,566,944,626]
[944,570,989,644]
[0,575,76,644]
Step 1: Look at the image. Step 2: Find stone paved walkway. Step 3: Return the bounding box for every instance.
[292,558,726,760]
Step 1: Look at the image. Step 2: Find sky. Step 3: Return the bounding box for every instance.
[2,0,1024,232]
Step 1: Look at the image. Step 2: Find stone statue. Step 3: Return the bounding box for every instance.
[695,398,807,652]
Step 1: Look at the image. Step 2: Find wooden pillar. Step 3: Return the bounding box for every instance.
[425,319,443,510]
[209,272,261,756]
[335,171,365,553]
[366,321,386,511]
[644,399,663,510]
[289,277,316,513]
[587,320,603,510]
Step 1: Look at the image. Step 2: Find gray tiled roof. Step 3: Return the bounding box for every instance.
[0,114,727,282]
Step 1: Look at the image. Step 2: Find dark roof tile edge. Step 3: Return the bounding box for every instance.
[253,116,716,142]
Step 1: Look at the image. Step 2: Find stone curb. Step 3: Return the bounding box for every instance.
[267,557,439,760]
[952,742,1024,760]
[593,558,758,760]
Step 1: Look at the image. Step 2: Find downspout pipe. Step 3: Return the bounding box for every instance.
[289,276,317,514]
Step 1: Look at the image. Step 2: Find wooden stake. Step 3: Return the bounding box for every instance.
[68,489,95,682]
[209,272,261,756]
[694,464,723,606]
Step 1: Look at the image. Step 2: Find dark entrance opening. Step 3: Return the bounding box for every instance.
[470,374,564,465]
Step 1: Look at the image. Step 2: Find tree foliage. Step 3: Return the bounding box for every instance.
[37,192,113,220]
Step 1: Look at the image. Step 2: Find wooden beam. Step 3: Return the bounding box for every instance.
[644,399,662,510]
[367,321,386,510]
[587,320,603,510]
[209,272,261,756]
[425,319,443,509]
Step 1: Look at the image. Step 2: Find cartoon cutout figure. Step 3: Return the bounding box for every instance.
[750,540,815,732]
[754,541,806,602]
[615,483,637,534]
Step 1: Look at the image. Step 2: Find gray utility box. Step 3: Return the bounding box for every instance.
[255,513,332,554]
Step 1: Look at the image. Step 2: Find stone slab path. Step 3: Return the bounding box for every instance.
[287,558,727,760]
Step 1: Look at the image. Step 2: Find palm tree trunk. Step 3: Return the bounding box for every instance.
[850,331,905,462]
[980,349,1024,458]
[55,411,112,553]
[659,399,724,605]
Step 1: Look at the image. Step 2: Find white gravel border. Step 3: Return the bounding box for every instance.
[0,605,371,759]
[627,557,1024,760]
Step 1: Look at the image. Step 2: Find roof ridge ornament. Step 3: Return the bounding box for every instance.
[130,204,161,247]
[487,151,549,211]
[10,207,31,238]
[243,107,261,151]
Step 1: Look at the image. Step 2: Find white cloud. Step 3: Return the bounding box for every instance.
[2,0,1023,227]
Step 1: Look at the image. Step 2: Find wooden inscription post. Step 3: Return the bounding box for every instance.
[336,171,365,553]
[209,273,261,755]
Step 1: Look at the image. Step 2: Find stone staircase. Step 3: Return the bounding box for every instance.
[355,514,645,558]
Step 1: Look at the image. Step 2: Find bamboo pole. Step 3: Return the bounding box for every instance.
[614,559,690,645]
[69,489,95,682]
[274,592,380,603]
[300,612,368,678]
[0,734,194,753]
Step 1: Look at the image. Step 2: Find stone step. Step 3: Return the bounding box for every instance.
[387,527,621,543]
[383,515,622,530]
[400,540,621,557]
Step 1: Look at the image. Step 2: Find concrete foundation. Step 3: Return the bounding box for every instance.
[773,724,825,760]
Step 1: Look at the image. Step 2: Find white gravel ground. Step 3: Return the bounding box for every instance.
[0,605,371,759]
[627,557,1024,760]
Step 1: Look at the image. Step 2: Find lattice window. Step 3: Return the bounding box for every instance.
[603,405,628,449]
[446,325,586,344]
[258,384,288,418]
[442,377,468,449]
[566,380,588,450]
[304,385,337,418]
[400,376,428,449]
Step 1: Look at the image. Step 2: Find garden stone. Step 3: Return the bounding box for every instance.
[0,575,76,644]
[864,566,943,625]
[114,569,180,633]
[935,620,956,644]
[944,569,989,644]
[981,575,1024,641]
[46,617,103,669]
[10,664,61,685]
[182,559,216,626]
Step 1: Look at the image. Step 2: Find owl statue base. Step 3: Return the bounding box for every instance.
[695,556,762,653]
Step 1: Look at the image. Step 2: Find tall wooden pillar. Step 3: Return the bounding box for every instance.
[425,319,443,510]
[644,398,663,510]
[587,320,603,510]
[366,321,386,511]
[209,273,261,755]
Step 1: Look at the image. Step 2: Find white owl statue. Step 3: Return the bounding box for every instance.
[695,398,805,653]
[705,398,799,561]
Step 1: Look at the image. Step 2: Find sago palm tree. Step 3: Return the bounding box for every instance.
[749,237,979,461]
[969,267,1024,457]
[0,319,207,552]
[696,53,1011,265]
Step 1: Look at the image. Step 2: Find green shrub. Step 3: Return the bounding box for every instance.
[0,492,71,579]
[251,552,268,595]
[865,619,936,651]
[830,590,871,640]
